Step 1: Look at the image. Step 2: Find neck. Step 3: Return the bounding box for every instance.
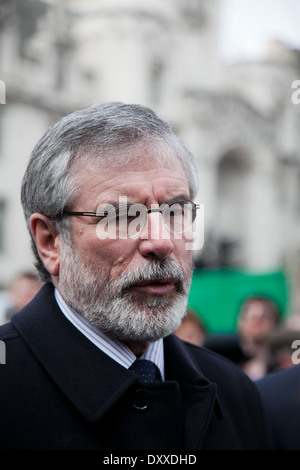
[124,340,151,357]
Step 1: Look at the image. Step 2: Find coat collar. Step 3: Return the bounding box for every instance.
[12,283,137,423]
[12,283,220,448]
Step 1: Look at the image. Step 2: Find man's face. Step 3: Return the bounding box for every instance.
[238,300,278,343]
[57,147,195,344]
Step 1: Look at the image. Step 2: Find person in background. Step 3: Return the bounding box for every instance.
[1,271,43,323]
[237,296,280,380]
[203,295,281,380]
[256,363,300,449]
[174,308,207,346]
[265,325,300,373]
[0,102,268,450]
[204,332,251,367]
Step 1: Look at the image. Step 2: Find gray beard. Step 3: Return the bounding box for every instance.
[58,244,192,343]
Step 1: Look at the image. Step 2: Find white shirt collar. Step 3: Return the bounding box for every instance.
[54,288,165,380]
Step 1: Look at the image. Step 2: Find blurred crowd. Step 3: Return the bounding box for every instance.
[175,296,300,381]
[0,272,43,325]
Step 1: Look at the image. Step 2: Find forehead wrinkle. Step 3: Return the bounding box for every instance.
[88,169,186,190]
[102,173,189,202]
[74,160,189,207]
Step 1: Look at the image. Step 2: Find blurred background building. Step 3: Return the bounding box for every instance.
[0,0,300,330]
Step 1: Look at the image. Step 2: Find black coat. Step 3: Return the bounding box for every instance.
[256,364,300,450]
[0,283,268,450]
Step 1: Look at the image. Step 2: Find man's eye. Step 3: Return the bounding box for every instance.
[91,211,108,222]
[168,203,185,216]
[116,212,129,223]
[107,206,127,223]
[114,205,143,223]
[169,207,184,217]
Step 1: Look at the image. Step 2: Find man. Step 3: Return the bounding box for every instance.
[256,364,300,450]
[237,296,280,380]
[0,102,267,450]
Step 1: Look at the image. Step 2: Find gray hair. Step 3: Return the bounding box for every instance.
[21,102,199,282]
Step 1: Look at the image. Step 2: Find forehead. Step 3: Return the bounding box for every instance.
[72,148,190,203]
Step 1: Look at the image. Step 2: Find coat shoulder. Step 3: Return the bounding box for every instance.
[183,339,252,381]
[0,321,21,344]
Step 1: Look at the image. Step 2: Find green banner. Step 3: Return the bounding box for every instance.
[188,268,289,333]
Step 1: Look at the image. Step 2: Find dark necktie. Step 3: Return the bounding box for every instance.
[129,359,162,383]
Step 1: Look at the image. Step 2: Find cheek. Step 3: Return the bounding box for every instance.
[81,233,138,270]
[172,240,193,276]
[174,237,193,260]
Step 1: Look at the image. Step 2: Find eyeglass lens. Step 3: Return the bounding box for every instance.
[97,200,195,238]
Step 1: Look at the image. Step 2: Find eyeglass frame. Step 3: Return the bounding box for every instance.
[62,197,201,237]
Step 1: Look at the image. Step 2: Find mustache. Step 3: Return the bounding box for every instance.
[112,258,187,296]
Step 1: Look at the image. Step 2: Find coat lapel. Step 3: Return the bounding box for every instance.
[11,283,138,423]
[164,334,220,449]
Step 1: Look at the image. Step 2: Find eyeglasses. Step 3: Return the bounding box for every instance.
[63,198,200,239]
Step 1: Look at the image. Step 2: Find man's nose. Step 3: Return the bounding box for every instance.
[138,212,174,260]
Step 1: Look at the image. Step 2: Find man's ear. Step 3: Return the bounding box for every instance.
[30,213,61,277]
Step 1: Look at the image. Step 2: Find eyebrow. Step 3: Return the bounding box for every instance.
[99,194,192,208]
